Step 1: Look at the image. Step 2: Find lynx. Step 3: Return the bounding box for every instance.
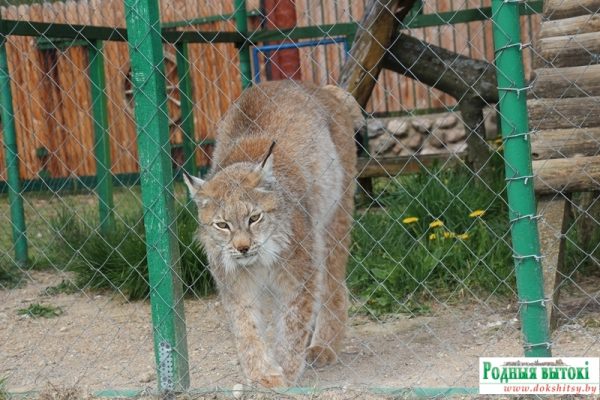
[184,81,363,387]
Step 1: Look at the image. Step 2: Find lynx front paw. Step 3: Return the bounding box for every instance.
[306,345,337,368]
[255,372,286,388]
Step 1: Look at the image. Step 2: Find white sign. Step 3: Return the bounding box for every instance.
[479,357,600,395]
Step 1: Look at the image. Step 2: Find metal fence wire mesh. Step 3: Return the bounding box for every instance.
[0,0,599,398]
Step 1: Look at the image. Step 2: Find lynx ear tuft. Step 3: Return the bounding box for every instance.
[182,172,205,199]
[256,141,276,178]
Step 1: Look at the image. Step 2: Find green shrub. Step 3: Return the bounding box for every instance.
[51,203,214,300]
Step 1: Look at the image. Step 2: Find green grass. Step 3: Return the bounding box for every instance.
[4,162,598,318]
[0,377,6,400]
[348,156,515,315]
[50,202,214,301]
[17,303,63,318]
[3,163,517,315]
[42,279,78,296]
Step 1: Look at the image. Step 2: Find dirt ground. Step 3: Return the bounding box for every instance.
[1,271,599,399]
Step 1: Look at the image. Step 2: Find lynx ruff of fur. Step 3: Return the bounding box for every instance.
[184,81,364,388]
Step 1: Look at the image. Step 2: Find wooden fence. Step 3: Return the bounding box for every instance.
[0,0,540,182]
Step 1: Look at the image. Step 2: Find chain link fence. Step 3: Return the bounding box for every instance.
[0,0,599,398]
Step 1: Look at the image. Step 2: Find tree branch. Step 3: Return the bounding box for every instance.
[382,33,500,170]
[382,33,498,105]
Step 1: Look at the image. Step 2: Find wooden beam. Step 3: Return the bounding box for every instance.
[538,195,572,331]
[531,127,600,160]
[531,65,600,98]
[533,155,600,194]
[528,96,600,130]
[340,0,416,199]
[543,0,600,20]
[540,13,600,38]
[357,152,466,178]
[536,31,600,68]
[338,0,417,108]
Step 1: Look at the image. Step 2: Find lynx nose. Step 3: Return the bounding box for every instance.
[233,234,251,255]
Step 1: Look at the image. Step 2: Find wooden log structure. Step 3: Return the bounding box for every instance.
[529,0,600,330]
[534,156,600,194]
[531,128,600,160]
[528,96,600,130]
[535,31,600,68]
[542,0,600,20]
[540,13,600,37]
[531,65,600,98]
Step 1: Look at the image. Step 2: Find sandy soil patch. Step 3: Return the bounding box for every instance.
[2,271,599,399]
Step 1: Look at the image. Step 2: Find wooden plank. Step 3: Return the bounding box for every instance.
[357,152,466,178]
[540,13,600,38]
[538,195,571,331]
[536,31,600,68]
[531,65,600,98]
[20,4,48,180]
[531,127,600,160]
[528,96,600,130]
[533,156,600,194]
[543,0,600,20]
[39,42,67,179]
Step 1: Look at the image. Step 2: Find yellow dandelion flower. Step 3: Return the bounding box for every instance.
[457,233,470,240]
[402,217,419,224]
[443,231,455,239]
[429,220,444,228]
[429,233,437,240]
[469,210,486,218]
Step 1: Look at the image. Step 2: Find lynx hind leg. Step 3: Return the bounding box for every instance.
[307,205,352,368]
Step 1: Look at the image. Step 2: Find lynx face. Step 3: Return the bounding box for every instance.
[184,154,290,273]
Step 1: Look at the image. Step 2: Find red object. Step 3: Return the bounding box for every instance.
[262,0,302,81]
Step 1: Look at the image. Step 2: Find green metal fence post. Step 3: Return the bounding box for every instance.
[175,41,197,177]
[491,0,551,357]
[88,40,115,235]
[0,24,28,266]
[234,0,252,89]
[123,0,190,391]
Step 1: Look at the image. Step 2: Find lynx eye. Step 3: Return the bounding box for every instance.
[249,213,262,225]
[214,221,230,230]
